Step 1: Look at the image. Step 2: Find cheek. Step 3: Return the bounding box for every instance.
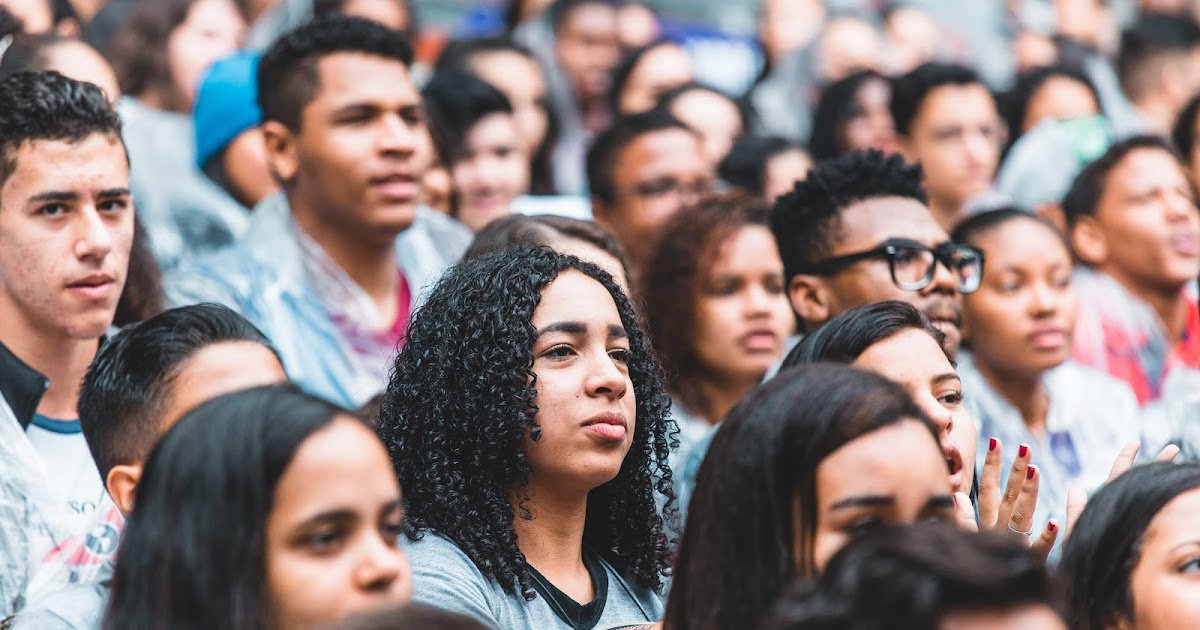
[265,549,343,627]
[809,525,847,574]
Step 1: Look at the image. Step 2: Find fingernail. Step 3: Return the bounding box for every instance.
[989,437,997,452]
[1027,465,1036,480]
[1018,444,1029,458]
[1048,519,1058,533]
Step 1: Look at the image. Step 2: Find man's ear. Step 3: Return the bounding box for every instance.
[1069,215,1108,267]
[261,120,299,184]
[106,464,142,517]
[591,196,613,231]
[789,274,832,330]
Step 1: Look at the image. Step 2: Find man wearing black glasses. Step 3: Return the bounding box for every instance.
[770,149,984,359]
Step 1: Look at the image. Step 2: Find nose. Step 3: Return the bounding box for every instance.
[1028,280,1058,317]
[586,351,628,400]
[1164,189,1199,222]
[378,113,417,156]
[353,537,409,596]
[920,395,954,438]
[921,258,958,295]
[743,283,774,317]
[73,205,116,262]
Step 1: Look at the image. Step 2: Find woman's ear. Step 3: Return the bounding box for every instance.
[106,464,143,517]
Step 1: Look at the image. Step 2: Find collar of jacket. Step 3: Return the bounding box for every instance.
[0,340,49,430]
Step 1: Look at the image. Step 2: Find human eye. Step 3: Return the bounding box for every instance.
[999,276,1021,293]
[98,199,129,214]
[301,525,347,554]
[37,204,68,217]
[846,514,886,537]
[379,516,404,541]
[1180,557,1200,573]
[765,275,785,294]
[543,344,576,360]
[608,347,630,364]
[938,389,964,407]
[708,278,739,296]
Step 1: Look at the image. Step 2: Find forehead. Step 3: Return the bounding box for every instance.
[162,341,287,426]
[818,420,947,495]
[834,196,946,252]
[915,83,996,125]
[1143,487,1200,548]
[560,3,617,34]
[533,270,621,326]
[1,134,128,199]
[308,52,418,110]
[615,128,705,180]
[973,217,1068,263]
[1103,146,1188,193]
[852,328,953,384]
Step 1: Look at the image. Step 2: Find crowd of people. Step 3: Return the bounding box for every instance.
[1,0,1200,628]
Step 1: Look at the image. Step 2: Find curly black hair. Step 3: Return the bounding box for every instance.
[377,246,676,598]
[769,149,927,283]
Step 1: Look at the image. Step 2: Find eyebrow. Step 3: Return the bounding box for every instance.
[829,495,895,510]
[536,321,628,340]
[27,188,131,204]
[294,499,403,530]
[933,373,961,386]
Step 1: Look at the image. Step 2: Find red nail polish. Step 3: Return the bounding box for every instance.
[989,437,997,452]
[1027,465,1036,480]
[1018,444,1029,458]
[1048,520,1058,533]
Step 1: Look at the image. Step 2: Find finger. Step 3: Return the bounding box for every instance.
[1007,464,1040,536]
[977,437,1002,527]
[1030,519,1059,560]
[1155,444,1181,462]
[1107,441,1142,482]
[996,443,1031,528]
[954,492,979,532]
[1065,484,1088,544]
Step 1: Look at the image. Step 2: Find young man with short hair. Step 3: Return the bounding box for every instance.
[1063,135,1200,406]
[0,70,132,587]
[769,149,984,360]
[11,304,288,628]
[586,108,713,266]
[891,62,1004,231]
[1116,13,1200,136]
[170,16,470,409]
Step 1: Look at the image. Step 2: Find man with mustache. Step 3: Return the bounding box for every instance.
[770,149,982,361]
[0,70,133,587]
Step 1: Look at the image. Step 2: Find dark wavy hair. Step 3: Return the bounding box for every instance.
[464,213,632,282]
[782,300,948,369]
[718,135,804,198]
[377,246,675,598]
[891,62,992,137]
[1060,462,1200,630]
[769,149,927,284]
[663,363,941,630]
[102,384,359,630]
[808,69,888,161]
[639,191,773,420]
[1002,64,1098,139]
[763,523,1060,630]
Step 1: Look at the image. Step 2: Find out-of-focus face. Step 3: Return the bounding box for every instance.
[1021,76,1099,133]
[842,76,898,155]
[451,112,529,232]
[940,605,1068,630]
[692,225,795,390]
[0,0,52,33]
[616,2,659,50]
[1013,32,1060,76]
[1123,487,1200,630]
[468,50,550,158]
[265,417,411,630]
[669,88,743,166]
[339,0,409,31]
[43,40,122,104]
[763,149,812,203]
[759,0,824,61]
[793,196,966,356]
[553,2,620,105]
[811,419,956,571]
[0,134,132,344]
[420,163,452,215]
[525,271,637,493]
[901,83,1002,219]
[593,127,712,262]
[853,329,977,496]
[885,7,939,74]
[816,16,882,81]
[266,52,427,250]
[221,128,279,209]
[1076,147,1200,294]
[963,218,1076,380]
[164,0,245,110]
[617,42,693,114]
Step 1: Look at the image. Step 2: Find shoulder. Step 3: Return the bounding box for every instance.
[403,533,504,628]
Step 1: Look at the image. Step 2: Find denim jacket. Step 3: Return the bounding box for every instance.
[166,193,472,409]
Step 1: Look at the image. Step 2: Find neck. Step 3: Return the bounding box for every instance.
[512,479,589,582]
[973,358,1049,436]
[928,197,967,233]
[0,325,97,419]
[289,193,400,322]
[694,373,760,425]
[1106,269,1190,343]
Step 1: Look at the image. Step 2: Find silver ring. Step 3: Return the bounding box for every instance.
[1008,523,1033,536]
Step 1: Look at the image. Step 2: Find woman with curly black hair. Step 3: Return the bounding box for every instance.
[377,247,675,629]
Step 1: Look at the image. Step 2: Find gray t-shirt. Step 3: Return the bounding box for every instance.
[404,532,664,630]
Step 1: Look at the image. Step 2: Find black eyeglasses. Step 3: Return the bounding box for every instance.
[802,239,986,294]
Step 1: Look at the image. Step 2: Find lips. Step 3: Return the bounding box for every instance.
[1027,325,1069,351]
[1170,233,1200,257]
[66,273,116,300]
[943,442,965,493]
[740,329,781,352]
[369,172,418,201]
[582,411,628,441]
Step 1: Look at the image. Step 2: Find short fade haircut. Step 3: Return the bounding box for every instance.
[257,15,414,131]
[890,62,992,136]
[770,149,927,283]
[1118,13,1200,102]
[0,70,123,189]
[547,0,619,33]
[1062,134,1184,228]
[77,304,280,485]
[586,107,693,205]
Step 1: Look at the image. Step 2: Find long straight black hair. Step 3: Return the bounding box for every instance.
[102,383,359,630]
